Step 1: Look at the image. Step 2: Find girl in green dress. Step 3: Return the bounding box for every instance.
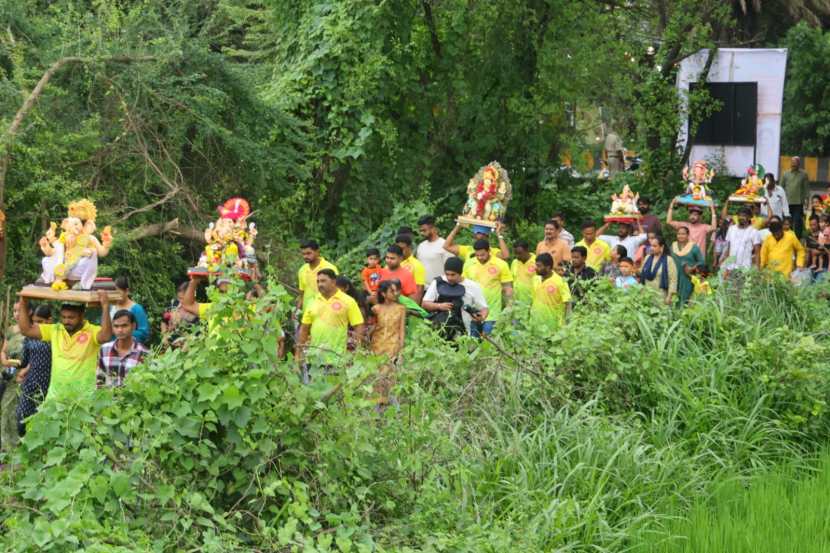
[671,226,705,305]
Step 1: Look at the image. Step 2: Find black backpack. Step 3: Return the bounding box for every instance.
[429,277,467,338]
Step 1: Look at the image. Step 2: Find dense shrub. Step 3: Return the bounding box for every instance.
[1,275,829,551]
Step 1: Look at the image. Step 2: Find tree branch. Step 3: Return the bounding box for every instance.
[0,53,156,279]
[123,218,182,241]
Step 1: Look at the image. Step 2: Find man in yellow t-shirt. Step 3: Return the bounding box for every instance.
[462,239,513,336]
[531,252,572,331]
[575,221,611,271]
[760,220,806,277]
[444,222,509,262]
[510,240,536,305]
[18,292,113,398]
[181,275,231,324]
[298,269,365,373]
[297,240,338,313]
[395,233,427,303]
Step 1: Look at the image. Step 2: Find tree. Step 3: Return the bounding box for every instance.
[781,23,830,156]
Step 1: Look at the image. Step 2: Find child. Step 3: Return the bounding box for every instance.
[361,248,382,297]
[816,214,830,272]
[711,219,730,271]
[615,257,639,290]
[602,244,627,280]
[336,276,370,351]
[806,216,823,271]
[810,194,825,220]
[371,280,406,407]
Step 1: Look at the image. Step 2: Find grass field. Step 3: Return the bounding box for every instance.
[633,450,830,553]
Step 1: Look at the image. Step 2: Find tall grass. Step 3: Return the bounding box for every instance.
[632,450,830,553]
[386,276,830,550]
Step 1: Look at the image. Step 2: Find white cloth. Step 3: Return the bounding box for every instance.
[40,243,98,289]
[423,276,488,334]
[416,237,451,283]
[559,229,575,248]
[763,186,790,218]
[599,234,647,259]
[723,224,761,270]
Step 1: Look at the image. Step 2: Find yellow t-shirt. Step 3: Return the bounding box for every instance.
[40,321,101,398]
[401,256,427,286]
[510,255,537,305]
[298,257,338,311]
[301,290,364,363]
[463,256,513,321]
[457,245,502,262]
[530,273,571,330]
[732,215,767,230]
[760,231,805,276]
[576,239,611,271]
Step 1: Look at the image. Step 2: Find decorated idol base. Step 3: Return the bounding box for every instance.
[187,267,253,281]
[727,194,765,204]
[456,216,498,229]
[604,214,641,224]
[675,194,714,207]
[19,278,121,303]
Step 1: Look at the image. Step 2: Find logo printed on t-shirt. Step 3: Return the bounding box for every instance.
[331,301,343,312]
[546,285,558,294]
[593,246,603,255]
[526,265,535,274]
[487,266,499,275]
[76,332,90,344]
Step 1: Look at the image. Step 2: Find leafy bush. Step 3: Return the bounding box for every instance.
[2,273,829,551]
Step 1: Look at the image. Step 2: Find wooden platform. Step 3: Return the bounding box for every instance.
[456,216,498,228]
[675,195,715,207]
[728,195,766,204]
[604,215,641,224]
[187,268,253,281]
[18,285,121,304]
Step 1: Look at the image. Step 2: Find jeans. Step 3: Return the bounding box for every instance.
[470,320,495,338]
[790,204,804,238]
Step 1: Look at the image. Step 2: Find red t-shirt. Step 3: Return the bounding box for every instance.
[378,267,417,297]
[362,266,382,294]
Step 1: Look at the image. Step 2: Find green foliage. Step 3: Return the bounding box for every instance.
[782,22,830,156]
[632,449,830,553]
[3,274,830,551]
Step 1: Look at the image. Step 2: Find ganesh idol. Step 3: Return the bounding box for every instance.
[38,199,113,291]
[459,161,512,228]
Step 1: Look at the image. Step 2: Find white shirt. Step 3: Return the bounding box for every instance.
[559,229,575,248]
[416,237,451,283]
[599,234,647,259]
[763,186,790,218]
[723,224,761,270]
[423,276,488,333]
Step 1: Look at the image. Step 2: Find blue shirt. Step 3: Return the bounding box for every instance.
[615,275,639,290]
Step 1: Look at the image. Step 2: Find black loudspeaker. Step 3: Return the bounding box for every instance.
[690,82,757,146]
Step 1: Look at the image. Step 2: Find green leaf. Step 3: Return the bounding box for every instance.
[222,385,244,409]
[110,473,131,498]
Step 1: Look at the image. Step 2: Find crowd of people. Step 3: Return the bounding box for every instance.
[0,158,823,441]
